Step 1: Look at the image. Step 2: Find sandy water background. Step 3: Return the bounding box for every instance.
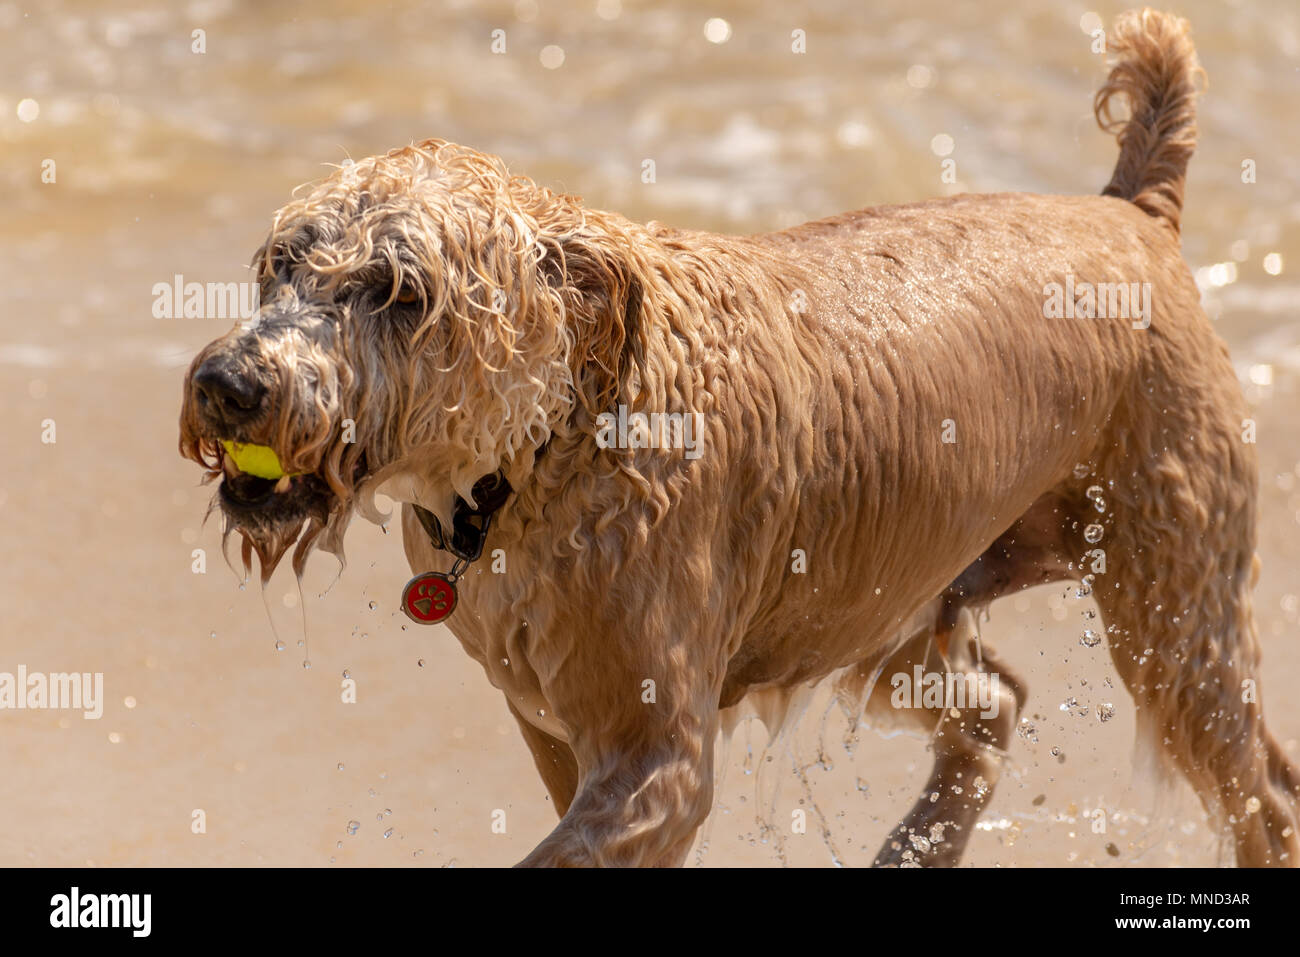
[1,0,1298,866]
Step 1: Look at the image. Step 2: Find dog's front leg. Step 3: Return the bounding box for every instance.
[513,619,721,867]
[515,727,717,867]
[507,699,579,816]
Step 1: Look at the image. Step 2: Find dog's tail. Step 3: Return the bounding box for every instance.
[1093,8,1203,233]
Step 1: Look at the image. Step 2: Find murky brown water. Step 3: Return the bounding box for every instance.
[1,0,1297,866]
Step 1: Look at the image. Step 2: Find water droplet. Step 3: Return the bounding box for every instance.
[336,840,343,849]
[1073,463,1091,479]
[501,657,510,666]
[346,820,360,836]
[209,630,217,639]
[383,827,394,838]
[274,640,285,651]
[1097,702,1116,722]
[1086,484,1104,501]
[1245,796,1262,814]
[928,823,945,844]
[337,762,344,771]
[1080,629,1102,647]
[342,668,351,679]
[417,659,425,667]
[1083,524,1104,543]
[536,708,546,717]
[302,660,311,670]
[908,834,931,854]
[368,600,378,610]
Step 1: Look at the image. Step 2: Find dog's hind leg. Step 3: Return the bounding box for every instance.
[861,492,1076,866]
[1090,390,1300,865]
[865,609,1025,867]
[1078,4,1298,864]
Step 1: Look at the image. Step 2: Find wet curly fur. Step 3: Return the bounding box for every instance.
[181,9,1299,866]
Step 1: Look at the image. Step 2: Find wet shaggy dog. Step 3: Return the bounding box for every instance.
[180,9,1299,866]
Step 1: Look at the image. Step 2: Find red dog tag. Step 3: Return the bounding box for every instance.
[402,572,458,624]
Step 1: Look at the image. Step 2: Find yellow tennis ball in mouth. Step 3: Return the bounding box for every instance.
[221,441,288,480]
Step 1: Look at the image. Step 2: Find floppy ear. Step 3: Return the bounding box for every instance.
[542,231,645,417]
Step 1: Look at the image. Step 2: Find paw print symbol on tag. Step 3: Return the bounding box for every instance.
[402,572,458,624]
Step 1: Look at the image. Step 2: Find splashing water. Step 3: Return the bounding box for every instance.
[1018,717,1039,743]
[1085,485,1106,512]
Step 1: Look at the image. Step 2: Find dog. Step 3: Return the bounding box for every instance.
[180,8,1299,866]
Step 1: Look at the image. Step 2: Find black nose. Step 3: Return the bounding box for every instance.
[193,358,266,425]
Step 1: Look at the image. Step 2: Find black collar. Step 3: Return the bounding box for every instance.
[411,472,513,564]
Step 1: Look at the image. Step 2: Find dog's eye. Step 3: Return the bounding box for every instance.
[394,284,420,304]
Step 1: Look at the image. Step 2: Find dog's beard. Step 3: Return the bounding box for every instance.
[226,516,307,585]
[208,441,486,586]
[220,506,355,585]
[204,461,355,585]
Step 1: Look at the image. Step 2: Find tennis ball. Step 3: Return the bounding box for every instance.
[221,441,289,480]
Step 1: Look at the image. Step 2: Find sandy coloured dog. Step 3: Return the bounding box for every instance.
[180,9,1300,866]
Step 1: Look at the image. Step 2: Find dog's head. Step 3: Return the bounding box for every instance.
[179,139,644,579]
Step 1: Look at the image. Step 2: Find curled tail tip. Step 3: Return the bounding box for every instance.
[1093,8,1205,232]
